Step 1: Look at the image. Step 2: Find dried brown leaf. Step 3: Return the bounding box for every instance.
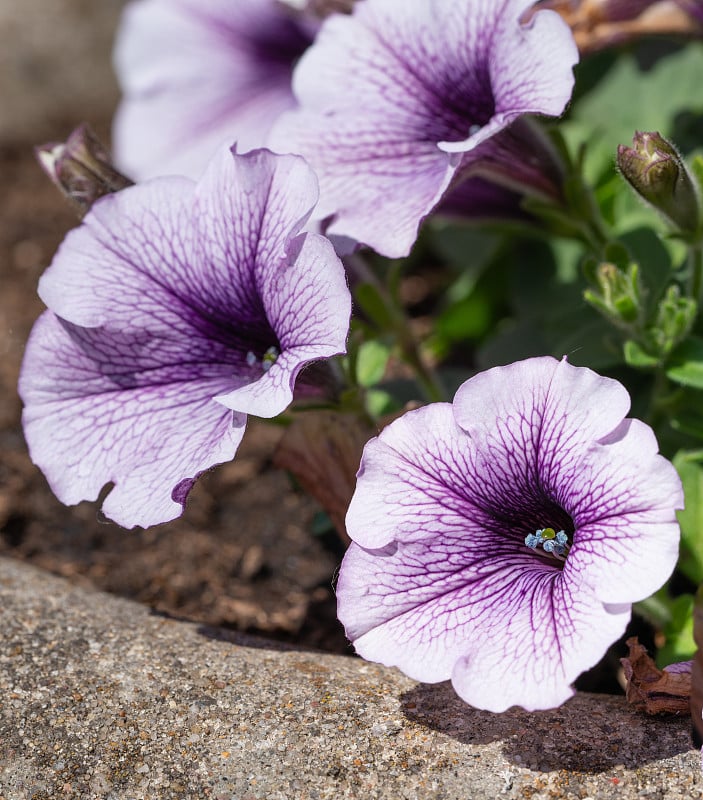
[621,636,691,715]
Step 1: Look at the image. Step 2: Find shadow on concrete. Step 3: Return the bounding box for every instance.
[400,681,693,773]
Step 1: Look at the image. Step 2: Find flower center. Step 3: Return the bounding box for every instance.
[246,346,279,373]
[525,527,570,561]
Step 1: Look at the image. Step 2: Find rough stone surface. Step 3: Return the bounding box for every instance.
[0,557,700,799]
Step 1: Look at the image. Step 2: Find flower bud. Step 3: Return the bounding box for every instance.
[617,131,701,236]
[35,124,133,218]
[647,285,697,357]
[584,261,643,327]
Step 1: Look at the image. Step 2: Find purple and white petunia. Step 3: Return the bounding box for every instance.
[337,356,683,712]
[269,0,579,258]
[112,0,315,180]
[19,147,351,529]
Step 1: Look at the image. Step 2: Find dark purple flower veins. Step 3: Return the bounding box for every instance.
[50,255,283,394]
[243,13,314,66]
[414,432,577,575]
[388,42,496,144]
[433,64,496,144]
[210,7,313,74]
[466,476,575,570]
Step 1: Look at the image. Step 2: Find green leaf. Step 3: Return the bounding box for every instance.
[435,291,492,342]
[656,593,696,668]
[666,337,703,389]
[670,409,703,441]
[618,228,672,313]
[624,340,660,369]
[429,224,500,274]
[566,44,703,183]
[673,450,703,584]
[356,340,391,388]
[365,388,397,417]
[354,282,394,331]
[691,154,703,197]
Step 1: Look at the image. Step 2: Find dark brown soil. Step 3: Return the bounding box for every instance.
[0,142,350,655]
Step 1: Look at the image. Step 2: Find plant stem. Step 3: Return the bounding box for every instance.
[348,253,447,403]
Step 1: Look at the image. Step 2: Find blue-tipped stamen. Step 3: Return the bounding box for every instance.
[262,345,279,372]
[525,527,570,559]
[246,346,280,373]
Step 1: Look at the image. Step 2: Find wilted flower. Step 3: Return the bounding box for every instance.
[19,148,351,528]
[35,124,133,218]
[540,0,700,52]
[337,356,682,712]
[270,0,578,258]
[112,0,315,180]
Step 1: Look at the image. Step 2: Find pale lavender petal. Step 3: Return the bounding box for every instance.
[270,0,577,256]
[345,403,471,550]
[193,147,351,415]
[20,313,245,529]
[217,233,351,416]
[38,176,199,329]
[21,147,350,527]
[452,357,632,504]
[567,419,682,604]
[453,358,682,605]
[338,356,682,711]
[113,0,314,180]
[339,540,629,712]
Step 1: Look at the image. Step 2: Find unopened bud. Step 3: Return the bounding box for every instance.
[617,131,700,235]
[35,124,133,218]
[647,285,697,357]
[584,261,642,326]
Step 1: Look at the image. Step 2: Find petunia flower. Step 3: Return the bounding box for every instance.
[337,356,682,712]
[112,0,315,180]
[19,147,351,529]
[269,0,579,258]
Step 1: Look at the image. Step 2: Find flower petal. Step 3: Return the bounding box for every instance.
[338,356,681,711]
[19,313,245,529]
[22,146,351,527]
[566,418,683,604]
[270,0,577,256]
[216,232,351,416]
[338,538,630,712]
[38,176,197,330]
[113,0,313,180]
[345,403,474,550]
[452,357,632,505]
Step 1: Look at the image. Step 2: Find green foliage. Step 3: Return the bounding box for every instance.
[565,44,703,183]
[673,450,703,584]
[656,593,696,668]
[326,41,703,676]
[667,337,703,388]
[355,340,391,388]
